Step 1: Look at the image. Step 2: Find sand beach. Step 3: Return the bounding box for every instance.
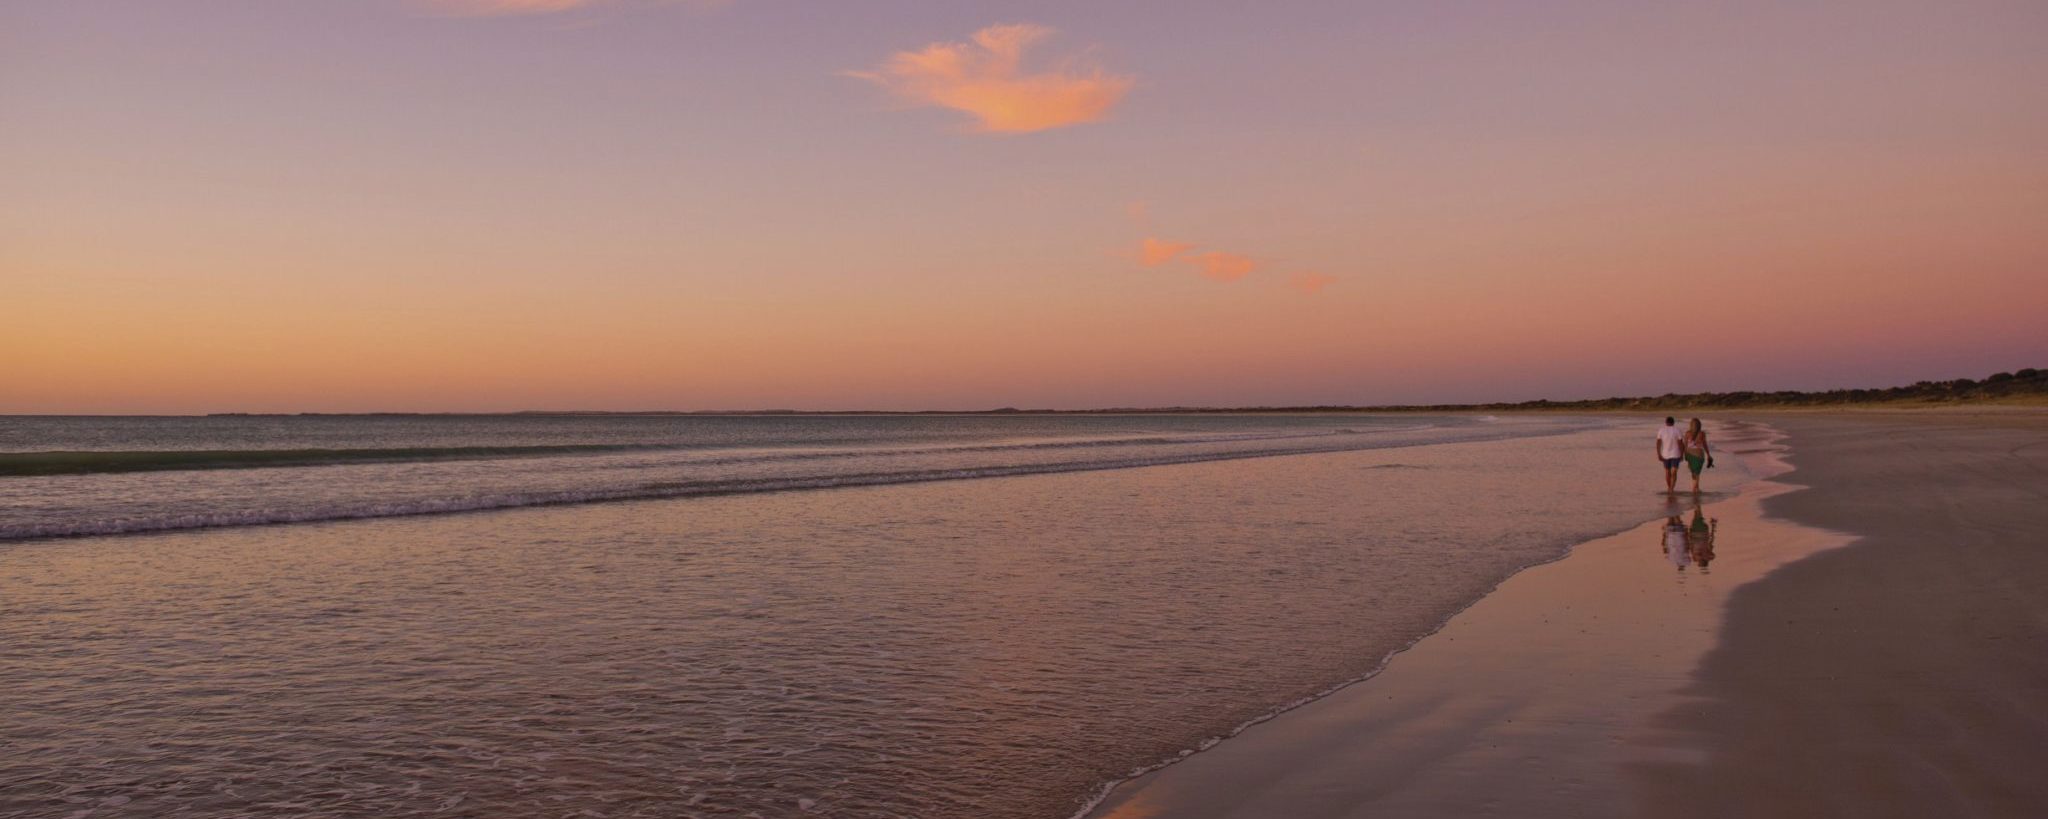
[1640,411,2048,818]
[1087,410,2048,818]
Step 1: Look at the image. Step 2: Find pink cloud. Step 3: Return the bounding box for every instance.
[853,24,1134,133]
[1139,237,1192,267]
[1288,271,1336,294]
[1188,251,1257,282]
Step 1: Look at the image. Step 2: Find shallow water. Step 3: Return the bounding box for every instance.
[0,415,1733,817]
[0,414,1566,540]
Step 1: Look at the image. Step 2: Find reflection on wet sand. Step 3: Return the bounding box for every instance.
[1659,502,1718,573]
[1079,421,1858,819]
[1688,507,1716,570]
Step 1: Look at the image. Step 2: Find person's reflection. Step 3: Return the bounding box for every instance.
[1662,513,1691,572]
[1686,504,1717,571]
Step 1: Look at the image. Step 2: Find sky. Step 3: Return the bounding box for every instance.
[3,0,2045,413]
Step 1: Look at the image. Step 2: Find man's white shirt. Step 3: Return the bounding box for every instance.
[1657,426,1685,459]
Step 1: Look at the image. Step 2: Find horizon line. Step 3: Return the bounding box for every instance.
[7,368,2039,418]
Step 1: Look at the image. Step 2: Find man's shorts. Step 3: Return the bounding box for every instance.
[1663,457,1684,469]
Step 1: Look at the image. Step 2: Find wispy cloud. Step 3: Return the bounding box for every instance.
[1129,232,1334,293]
[853,24,1133,133]
[1189,251,1257,282]
[1139,237,1192,267]
[1288,272,1335,294]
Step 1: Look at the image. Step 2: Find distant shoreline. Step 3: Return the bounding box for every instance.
[205,368,2048,416]
[198,398,2048,418]
[207,367,2048,416]
[6,368,2042,418]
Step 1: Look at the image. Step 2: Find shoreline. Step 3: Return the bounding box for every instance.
[10,412,2041,816]
[1083,409,2048,818]
[1081,419,1849,818]
[1060,423,1762,819]
[1633,411,2048,816]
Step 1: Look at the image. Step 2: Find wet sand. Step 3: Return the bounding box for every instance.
[1637,411,2048,817]
[1087,411,2048,818]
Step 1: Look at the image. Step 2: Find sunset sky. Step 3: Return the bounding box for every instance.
[5,0,2045,413]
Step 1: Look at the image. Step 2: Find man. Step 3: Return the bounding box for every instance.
[1655,416,1685,493]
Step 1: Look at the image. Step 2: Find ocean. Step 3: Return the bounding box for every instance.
[0,413,1730,817]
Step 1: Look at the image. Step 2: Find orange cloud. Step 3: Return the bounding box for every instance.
[1139,237,1192,267]
[1289,271,1336,294]
[854,24,1134,133]
[1188,251,1257,282]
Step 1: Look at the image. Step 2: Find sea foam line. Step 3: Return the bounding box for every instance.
[0,427,1420,477]
[0,424,1593,542]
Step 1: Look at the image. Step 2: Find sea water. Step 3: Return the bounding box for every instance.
[0,413,1732,817]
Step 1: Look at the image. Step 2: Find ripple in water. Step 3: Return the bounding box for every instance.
[0,421,1697,817]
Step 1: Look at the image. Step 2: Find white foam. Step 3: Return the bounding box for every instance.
[2,417,1605,542]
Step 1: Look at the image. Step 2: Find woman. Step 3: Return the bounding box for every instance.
[1681,418,1713,494]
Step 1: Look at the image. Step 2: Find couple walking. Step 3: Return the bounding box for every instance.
[1655,416,1713,493]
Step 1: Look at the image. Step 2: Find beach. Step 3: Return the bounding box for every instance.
[1088,410,2048,818]
[4,410,2043,817]
[1640,411,2048,817]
